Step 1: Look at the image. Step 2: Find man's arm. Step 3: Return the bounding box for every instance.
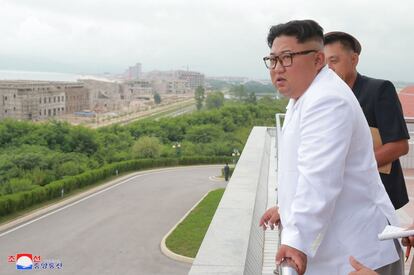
[375,139,409,167]
[374,80,410,167]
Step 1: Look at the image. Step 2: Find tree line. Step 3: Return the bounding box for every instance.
[0,97,287,196]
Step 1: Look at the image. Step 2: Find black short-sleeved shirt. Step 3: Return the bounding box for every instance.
[352,73,410,209]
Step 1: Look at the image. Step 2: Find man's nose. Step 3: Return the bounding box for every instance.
[273,60,285,72]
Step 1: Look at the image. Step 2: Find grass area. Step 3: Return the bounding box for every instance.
[165,188,225,258]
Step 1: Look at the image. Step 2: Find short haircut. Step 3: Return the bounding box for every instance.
[267,19,324,48]
[324,31,362,55]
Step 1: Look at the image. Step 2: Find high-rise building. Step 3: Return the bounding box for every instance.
[125,63,142,80]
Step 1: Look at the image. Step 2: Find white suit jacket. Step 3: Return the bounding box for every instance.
[277,66,399,274]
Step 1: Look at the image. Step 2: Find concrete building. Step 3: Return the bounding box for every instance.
[0,80,91,120]
[60,82,90,114]
[0,81,90,120]
[122,80,153,100]
[175,70,205,90]
[82,79,123,113]
[151,79,188,94]
[144,70,204,92]
[125,63,142,80]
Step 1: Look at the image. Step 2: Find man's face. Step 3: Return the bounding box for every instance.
[324,42,358,84]
[269,35,324,99]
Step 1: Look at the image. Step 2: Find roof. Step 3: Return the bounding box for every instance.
[399,86,414,118]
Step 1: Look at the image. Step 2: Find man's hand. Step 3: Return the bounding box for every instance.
[276,244,307,275]
[402,224,414,247]
[348,256,378,275]
[259,206,280,230]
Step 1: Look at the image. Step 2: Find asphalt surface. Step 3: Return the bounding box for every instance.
[0,165,226,275]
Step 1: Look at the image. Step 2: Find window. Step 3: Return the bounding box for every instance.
[49,98,51,103]
[39,98,41,103]
[39,111,41,116]
[54,97,56,103]
[44,98,46,104]
[48,109,51,116]
[4,96,7,100]
[13,94,16,98]
[58,97,60,102]
[44,109,46,115]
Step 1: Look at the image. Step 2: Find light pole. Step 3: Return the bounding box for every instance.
[232,148,240,164]
[172,142,182,157]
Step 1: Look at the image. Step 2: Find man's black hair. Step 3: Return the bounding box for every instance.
[324,31,362,55]
[267,19,324,48]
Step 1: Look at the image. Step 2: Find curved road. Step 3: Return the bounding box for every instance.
[0,165,226,275]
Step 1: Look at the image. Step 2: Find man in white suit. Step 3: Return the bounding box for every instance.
[259,20,403,275]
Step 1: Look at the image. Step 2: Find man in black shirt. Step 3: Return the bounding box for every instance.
[324,31,410,210]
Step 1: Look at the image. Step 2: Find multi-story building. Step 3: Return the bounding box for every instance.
[144,70,204,92]
[151,79,188,94]
[63,82,90,113]
[0,81,90,120]
[125,63,142,80]
[82,79,123,113]
[122,80,153,100]
[175,70,205,90]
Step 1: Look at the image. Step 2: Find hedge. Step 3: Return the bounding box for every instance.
[0,156,231,217]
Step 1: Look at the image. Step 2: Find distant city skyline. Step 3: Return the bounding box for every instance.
[0,0,413,82]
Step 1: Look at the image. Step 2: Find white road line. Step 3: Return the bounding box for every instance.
[0,166,219,238]
[0,173,149,238]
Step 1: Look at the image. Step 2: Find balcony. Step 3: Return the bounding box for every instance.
[188,126,292,274]
[188,124,414,275]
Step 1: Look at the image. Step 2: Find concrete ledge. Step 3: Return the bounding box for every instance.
[189,127,272,275]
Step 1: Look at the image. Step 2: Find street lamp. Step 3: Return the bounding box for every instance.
[172,142,182,157]
[231,148,240,164]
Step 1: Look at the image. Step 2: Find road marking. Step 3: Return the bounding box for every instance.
[0,166,221,238]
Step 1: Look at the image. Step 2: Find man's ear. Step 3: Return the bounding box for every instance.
[315,51,325,68]
[351,53,359,67]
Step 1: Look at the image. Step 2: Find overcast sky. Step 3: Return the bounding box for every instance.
[0,0,413,82]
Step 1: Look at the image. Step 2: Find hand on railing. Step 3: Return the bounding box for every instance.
[273,258,299,275]
[259,206,280,230]
[276,245,307,275]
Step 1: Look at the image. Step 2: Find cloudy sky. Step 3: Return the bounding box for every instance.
[0,0,413,82]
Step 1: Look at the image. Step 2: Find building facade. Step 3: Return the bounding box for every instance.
[0,81,90,120]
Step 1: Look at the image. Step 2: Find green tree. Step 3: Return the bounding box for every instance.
[229,85,247,100]
[154,92,162,104]
[206,91,225,109]
[132,136,161,158]
[69,127,99,156]
[185,125,223,143]
[194,86,205,110]
[246,92,257,104]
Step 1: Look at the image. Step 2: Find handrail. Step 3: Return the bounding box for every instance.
[276,262,299,275]
[272,227,299,275]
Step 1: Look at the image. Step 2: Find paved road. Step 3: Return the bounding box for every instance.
[0,165,226,275]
